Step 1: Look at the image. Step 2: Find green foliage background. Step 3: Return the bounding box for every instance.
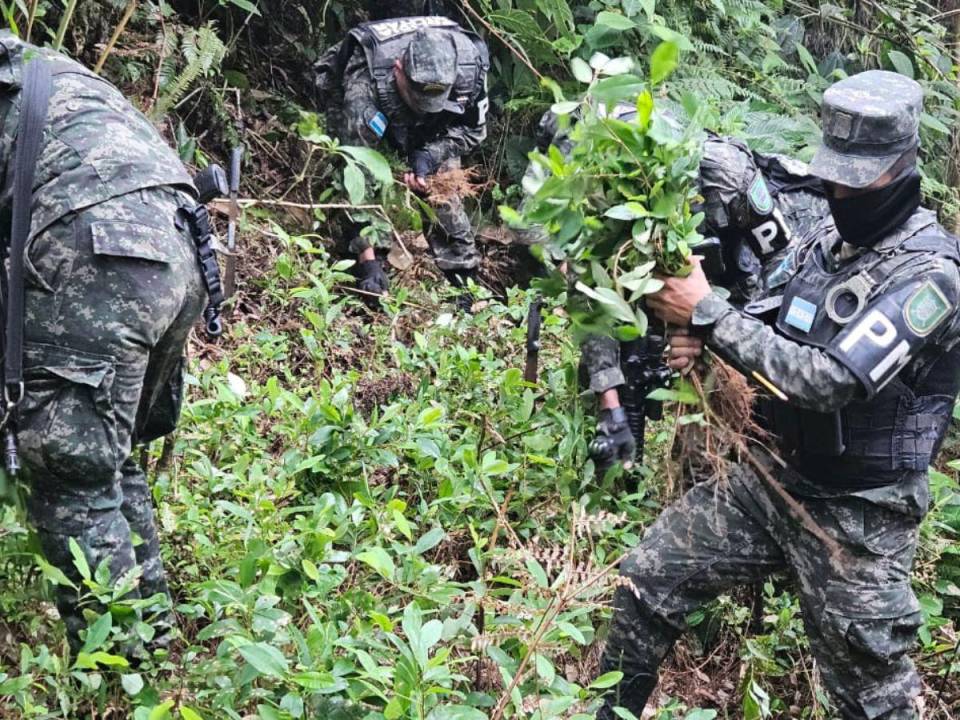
[0,1,959,719]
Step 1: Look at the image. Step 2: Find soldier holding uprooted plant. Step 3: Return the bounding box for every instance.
[599,71,960,720]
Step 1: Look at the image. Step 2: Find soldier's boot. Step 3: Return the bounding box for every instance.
[596,588,679,720]
[596,673,659,720]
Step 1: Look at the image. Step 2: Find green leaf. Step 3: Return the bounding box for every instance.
[341,146,394,185]
[557,621,587,644]
[69,537,91,581]
[412,527,445,555]
[887,50,914,79]
[121,673,144,697]
[291,671,348,693]
[224,0,261,15]
[794,43,818,75]
[590,671,623,689]
[647,24,693,51]
[356,547,396,581]
[534,653,556,685]
[180,708,205,720]
[596,11,635,30]
[343,161,365,205]
[640,0,656,21]
[920,112,950,134]
[302,558,320,581]
[238,642,291,679]
[592,75,646,104]
[636,91,654,128]
[148,701,174,720]
[525,557,549,588]
[650,41,679,85]
[605,203,647,221]
[81,613,112,653]
[551,101,580,115]
[571,57,593,84]
[35,555,77,590]
[575,282,637,325]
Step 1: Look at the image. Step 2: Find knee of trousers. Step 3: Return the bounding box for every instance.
[614,547,690,632]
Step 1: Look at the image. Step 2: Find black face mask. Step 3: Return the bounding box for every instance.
[827,169,922,248]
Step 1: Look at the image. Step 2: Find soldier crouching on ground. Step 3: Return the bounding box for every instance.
[313,16,490,310]
[0,33,211,651]
[598,71,958,720]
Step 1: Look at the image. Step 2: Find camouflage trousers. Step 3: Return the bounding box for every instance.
[18,187,205,645]
[600,459,923,720]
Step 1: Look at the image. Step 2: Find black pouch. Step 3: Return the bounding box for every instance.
[139,357,185,444]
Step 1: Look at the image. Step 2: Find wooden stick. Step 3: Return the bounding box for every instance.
[94,0,138,74]
[214,198,413,261]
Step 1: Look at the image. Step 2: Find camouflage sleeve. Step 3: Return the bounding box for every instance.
[693,293,860,412]
[417,81,488,173]
[579,334,625,394]
[340,47,383,147]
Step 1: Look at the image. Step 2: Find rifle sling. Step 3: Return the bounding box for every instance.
[5,55,52,406]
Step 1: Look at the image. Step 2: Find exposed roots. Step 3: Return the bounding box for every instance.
[425,166,493,205]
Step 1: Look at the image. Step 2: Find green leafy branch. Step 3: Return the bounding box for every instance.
[504,39,705,341]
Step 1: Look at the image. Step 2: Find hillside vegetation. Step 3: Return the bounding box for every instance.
[0,1,959,718]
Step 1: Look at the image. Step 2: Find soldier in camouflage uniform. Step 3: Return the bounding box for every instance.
[0,33,206,647]
[584,134,830,469]
[313,17,489,304]
[598,71,957,719]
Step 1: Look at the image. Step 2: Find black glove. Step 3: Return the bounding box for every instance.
[356,259,389,297]
[410,150,433,179]
[589,406,636,472]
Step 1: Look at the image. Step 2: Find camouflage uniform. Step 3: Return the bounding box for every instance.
[600,72,956,720]
[0,34,205,643]
[315,17,489,271]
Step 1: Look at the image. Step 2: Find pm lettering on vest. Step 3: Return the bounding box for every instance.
[838,310,911,383]
[832,278,954,394]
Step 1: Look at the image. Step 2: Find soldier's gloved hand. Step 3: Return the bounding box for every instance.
[410,150,432,178]
[356,259,389,297]
[589,407,636,472]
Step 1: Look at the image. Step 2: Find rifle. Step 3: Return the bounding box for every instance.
[224,146,243,297]
[524,295,543,384]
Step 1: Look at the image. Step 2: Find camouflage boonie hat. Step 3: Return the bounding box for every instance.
[809,70,922,189]
[402,28,457,113]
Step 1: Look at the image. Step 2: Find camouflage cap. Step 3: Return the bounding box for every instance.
[402,28,458,114]
[808,70,922,189]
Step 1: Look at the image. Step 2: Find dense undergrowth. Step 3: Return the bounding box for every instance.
[0,0,959,718]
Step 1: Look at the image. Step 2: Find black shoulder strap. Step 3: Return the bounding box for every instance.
[5,54,51,402]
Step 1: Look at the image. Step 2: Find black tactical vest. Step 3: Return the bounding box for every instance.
[752,209,960,488]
